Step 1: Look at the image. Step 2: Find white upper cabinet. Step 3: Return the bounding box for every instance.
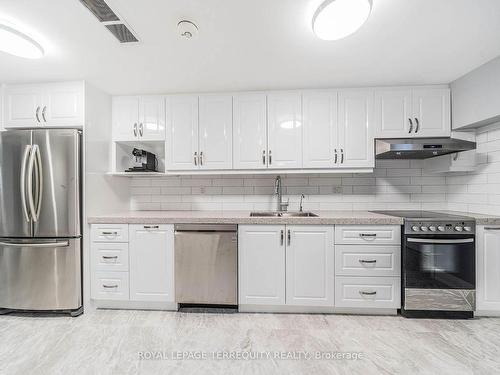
[286,225,335,306]
[129,224,174,302]
[337,89,374,168]
[233,93,268,169]
[267,92,302,169]
[166,95,199,170]
[139,96,166,141]
[477,225,500,313]
[412,88,451,137]
[3,82,84,128]
[302,91,338,168]
[375,87,450,138]
[112,96,165,141]
[374,89,413,138]
[198,94,233,170]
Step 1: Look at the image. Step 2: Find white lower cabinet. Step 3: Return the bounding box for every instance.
[238,225,334,307]
[129,224,175,302]
[477,225,500,313]
[334,276,401,309]
[90,224,175,307]
[238,225,286,305]
[286,226,334,306]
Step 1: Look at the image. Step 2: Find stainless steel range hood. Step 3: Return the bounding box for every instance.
[375,136,476,159]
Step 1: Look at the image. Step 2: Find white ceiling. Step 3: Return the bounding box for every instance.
[1,0,500,95]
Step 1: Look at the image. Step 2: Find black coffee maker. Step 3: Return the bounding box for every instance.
[126,148,158,172]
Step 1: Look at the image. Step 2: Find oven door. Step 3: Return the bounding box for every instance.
[404,234,475,290]
[403,234,475,312]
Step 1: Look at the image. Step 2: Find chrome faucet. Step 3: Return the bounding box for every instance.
[299,193,305,212]
[274,176,289,212]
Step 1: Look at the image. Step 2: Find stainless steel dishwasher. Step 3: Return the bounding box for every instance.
[174,224,237,306]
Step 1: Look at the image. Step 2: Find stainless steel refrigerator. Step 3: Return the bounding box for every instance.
[0,129,82,316]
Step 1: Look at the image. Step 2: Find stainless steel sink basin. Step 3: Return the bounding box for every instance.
[250,211,318,217]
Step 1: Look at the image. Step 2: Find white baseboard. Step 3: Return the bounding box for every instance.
[92,300,178,311]
[475,310,500,317]
[238,304,398,315]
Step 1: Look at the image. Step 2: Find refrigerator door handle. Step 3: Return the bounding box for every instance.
[34,144,43,221]
[26,145,38,222]
[20,145,31,223]
[0,241,70,248]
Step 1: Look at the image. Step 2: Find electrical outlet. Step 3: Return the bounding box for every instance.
[333,186,343,194]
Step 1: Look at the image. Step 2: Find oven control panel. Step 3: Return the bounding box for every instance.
[405,221,475,235]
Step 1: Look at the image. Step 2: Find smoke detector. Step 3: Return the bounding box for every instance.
[177,20,198,39]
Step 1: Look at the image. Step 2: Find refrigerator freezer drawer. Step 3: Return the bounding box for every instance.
[0,238,82,311]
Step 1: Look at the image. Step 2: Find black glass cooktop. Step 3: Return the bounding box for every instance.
[370,210,473,220]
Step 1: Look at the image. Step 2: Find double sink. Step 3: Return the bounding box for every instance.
[250,211,318,217]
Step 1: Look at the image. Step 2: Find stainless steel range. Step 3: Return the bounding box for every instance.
[372,211,476,319]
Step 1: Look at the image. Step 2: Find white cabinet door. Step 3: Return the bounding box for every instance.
[198,95,233,170]
[165,95,199,170]
[233,93,267,169]
[44,82,84,127]
[238,225,286,305]
[302,91,338,168]
[129,224,174,302]
[477,226,500,312]
[412,88,451,137]
[3,85,43,128]
[337,89,374,168]
[267,92,302,169]
[139,96,165,141]
[374,89,413,138]
[286,225,334,306]
[112,96,139,141]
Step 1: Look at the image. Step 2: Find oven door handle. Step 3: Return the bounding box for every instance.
[407,238,474,244]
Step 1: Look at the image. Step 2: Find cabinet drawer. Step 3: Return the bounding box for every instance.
[91,224,129,242]
[335,225,401,245]
[335,276,401,309]
[91,242,129,272]
[335,245,401,277]
[92,272,129,301]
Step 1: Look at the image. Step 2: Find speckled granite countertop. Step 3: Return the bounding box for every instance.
[87,210,404,225]
[434,211,500,225]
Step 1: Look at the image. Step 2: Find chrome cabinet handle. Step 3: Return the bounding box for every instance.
[408,118,413,133]
[280,230,284,246]
[35,106,40,123]
[359,291,377,296]
[102,284,118,289]
[20,145,31,222]
[144,225,159,229]
[27,145,38,222]
[199,151,204,166]
[340,149,344,164]
[42,106,47,122]
[194,151,198,166]
[359,233,377,237]
[139,123,143,137]
[334,149,338,163]
[133,123,138,137]
[101,231,118,235]
[102,256,118,260]
[359,259,377,264]
[269,150,272,165]
[414,118,419,133]
[287,229,291,246]
[262,150,266,165]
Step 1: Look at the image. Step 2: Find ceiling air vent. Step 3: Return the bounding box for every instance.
[105,24,138,43]
[78,0,139,43]
[79,0,119,22]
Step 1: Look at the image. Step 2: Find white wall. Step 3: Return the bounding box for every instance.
[128,160,448,212]
[446,122,500,215]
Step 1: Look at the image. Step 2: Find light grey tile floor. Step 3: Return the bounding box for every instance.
[0,310,499,375]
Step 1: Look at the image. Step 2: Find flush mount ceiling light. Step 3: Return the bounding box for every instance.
[312,0,372,41]
[177,20,198,40]
[0,22,44,58]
